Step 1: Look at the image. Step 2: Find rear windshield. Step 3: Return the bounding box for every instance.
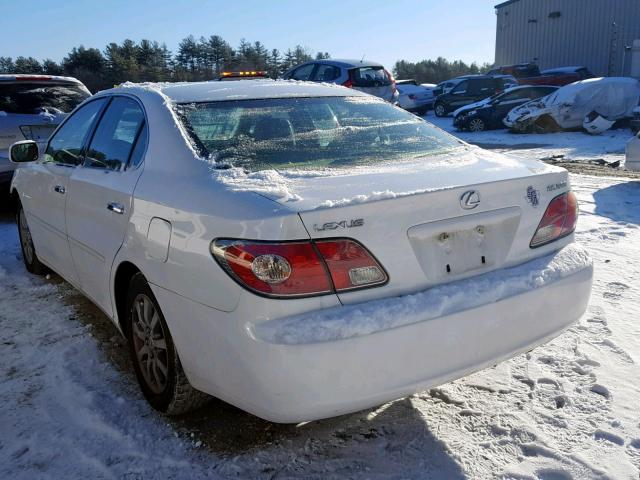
[0,83,90,114]
[175,96,461,171]
[349,67,391,87]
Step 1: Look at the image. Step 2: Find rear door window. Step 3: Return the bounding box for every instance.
[349,67,391,87]
[450,81,468,94]
[84,97,146,171]
[313,64,340,82]
[44,99,106,166]
[0,83,90,114]
[290,64,316,81]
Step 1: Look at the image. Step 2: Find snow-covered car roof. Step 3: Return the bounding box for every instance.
[116,79,369,103]
[0,74,85,84]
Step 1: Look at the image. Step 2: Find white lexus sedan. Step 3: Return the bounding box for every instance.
[9,80,593,423]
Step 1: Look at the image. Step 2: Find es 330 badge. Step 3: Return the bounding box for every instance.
[526,186,540,207]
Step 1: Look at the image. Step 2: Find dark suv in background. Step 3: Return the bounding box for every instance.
[433,75,517,117]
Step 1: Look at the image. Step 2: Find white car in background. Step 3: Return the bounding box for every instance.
[395,79,434,115]
[9,80,592,423]
[0,75,90,188]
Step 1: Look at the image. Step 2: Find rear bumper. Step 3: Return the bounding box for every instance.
[153,244,593,423]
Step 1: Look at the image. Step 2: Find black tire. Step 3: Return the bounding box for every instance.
[416,107,429,116]
[434,102,447,117]
[126,273,210,415]
[468,118,486,132]
[16,205,48,275]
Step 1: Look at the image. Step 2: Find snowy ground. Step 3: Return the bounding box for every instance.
[1,117,640,479]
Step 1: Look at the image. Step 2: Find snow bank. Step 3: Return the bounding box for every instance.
[253,244,591,345]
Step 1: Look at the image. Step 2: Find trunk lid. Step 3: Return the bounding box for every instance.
[265,147,570,304]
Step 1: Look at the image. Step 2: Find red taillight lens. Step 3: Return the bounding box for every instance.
[211,238,387,298]
[315,239,387,291]
[530,191,578,248]
[212,240,331,297]
[342,78,353,88]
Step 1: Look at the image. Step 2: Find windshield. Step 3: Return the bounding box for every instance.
[175,96,461,171]
[0,83,90,115]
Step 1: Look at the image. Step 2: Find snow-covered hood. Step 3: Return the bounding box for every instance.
[212,146,560,211]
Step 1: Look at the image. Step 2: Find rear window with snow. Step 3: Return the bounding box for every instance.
[0,83,90,115]
[175,96,461,171]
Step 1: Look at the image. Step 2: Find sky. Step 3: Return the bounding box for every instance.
[1,0,498,68]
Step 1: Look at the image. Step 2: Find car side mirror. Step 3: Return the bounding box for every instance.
[10,140,39,163]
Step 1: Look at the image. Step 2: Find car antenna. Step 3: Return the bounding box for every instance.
[361,54,365,63]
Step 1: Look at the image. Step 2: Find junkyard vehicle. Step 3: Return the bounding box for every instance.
[396,80,434,114]
[504,77,640,133]
[541,66,594,81]
[10,79,592,422]
[433,75,517,117]
[487,63,590,86]
[0,74,90,188]
[282,59,399,103]
[453,85,558,132]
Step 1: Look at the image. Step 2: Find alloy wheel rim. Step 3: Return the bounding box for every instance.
[469,119,484,132]
[131,294,169,394]
[19,210,34,264]
[436,105,445,116]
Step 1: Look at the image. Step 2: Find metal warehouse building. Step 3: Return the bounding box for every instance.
[494,0,640,77]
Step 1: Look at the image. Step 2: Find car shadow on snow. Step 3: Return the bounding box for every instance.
[592,180,640,224]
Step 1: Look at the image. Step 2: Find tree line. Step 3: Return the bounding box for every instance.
[0,34,490,92]
[0,36,329,92]
[393,58,493,84]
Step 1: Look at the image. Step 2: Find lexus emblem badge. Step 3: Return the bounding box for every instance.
[460,190,481,210]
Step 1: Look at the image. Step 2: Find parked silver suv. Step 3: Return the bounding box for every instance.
[283,59,399,103]
[0,75,91,187]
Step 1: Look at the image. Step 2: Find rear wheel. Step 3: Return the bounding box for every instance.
[126,273,209,415]
[17,206,47,275]
[434,103,447,117]
[468,118,486,132]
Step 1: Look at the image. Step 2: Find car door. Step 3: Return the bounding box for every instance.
[21,98,107,283]
[66,95,148,315]
[448,80,473,108]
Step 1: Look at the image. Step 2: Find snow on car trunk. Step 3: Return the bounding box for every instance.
[228,146,573,304]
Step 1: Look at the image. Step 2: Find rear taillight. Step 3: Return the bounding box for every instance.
[211,238,387,298]
[530,191,578,248]
[408,94,417,100]
[342,78,353,88]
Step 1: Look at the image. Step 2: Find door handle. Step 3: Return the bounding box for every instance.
[54,185,65,194]
[107,202,125,215]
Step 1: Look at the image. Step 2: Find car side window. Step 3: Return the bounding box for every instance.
[128,121,148,169]
[451,81,468,94]
[84,97,145,171]
[44,99,106,166]
[291,64,315,81]
[500,90,528,102]
[313,64,339,82]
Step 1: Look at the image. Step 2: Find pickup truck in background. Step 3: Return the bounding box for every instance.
[487,63,594,87]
